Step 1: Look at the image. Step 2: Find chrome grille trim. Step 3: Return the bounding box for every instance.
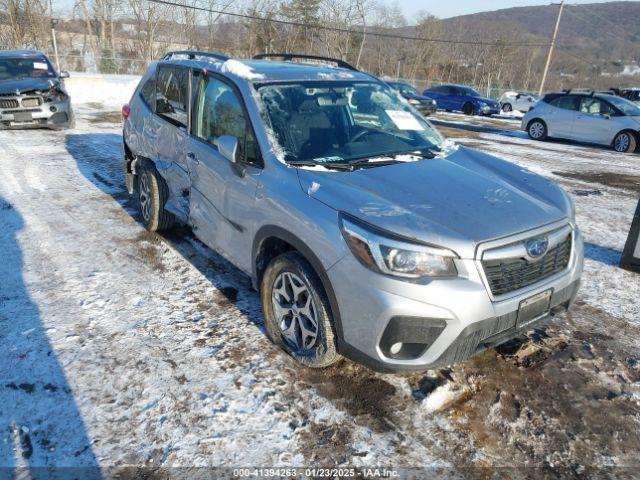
[0,99,19,109]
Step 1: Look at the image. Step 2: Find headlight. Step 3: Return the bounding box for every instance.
[340,216,458,279]
[44,86,67,102]
[409,99,421,105]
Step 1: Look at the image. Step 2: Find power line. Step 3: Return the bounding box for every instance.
[145,0,553,48]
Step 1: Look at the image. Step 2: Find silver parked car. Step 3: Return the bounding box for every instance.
[498,91,539,113]
[0,50,74,129]
[522,91,640,152]
[123,51,583,372]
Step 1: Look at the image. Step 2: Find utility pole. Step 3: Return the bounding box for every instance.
[51,18,61,73]
[538,1,564,96]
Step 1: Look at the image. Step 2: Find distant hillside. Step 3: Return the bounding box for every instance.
[442,1,640,65]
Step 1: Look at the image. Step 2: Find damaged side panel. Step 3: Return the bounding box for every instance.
[155,160,191,223]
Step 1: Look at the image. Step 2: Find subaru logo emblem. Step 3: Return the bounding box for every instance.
[526,237,549,258]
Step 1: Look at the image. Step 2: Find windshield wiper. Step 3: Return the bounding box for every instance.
[286,160,357,171]
[346,148,439,165]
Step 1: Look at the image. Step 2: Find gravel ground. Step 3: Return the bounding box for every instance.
[1,90,639,478]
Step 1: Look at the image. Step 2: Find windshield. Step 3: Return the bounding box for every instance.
[258,81,443,165]
[0,57,56,81]
[460,87,481,97]
[605,95,640,116]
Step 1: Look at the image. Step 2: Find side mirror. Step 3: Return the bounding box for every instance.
[601,113,611,120]
[216,135,239,164]
[59,71,70,79]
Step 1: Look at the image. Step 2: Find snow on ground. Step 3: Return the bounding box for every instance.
[1,75,640,476]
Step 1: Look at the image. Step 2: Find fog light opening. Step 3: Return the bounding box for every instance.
[390,342,403,355]
[50,106,57,113]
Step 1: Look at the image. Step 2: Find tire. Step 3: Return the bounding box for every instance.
[502,103,513,112]
[612,131,637,153]
[527,119,547,141]
[137,162,174,232]
[260,251,340,368]
[462,102,474,115]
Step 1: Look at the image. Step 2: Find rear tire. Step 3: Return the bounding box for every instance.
[502,103,513,112]
[137,162,174,232]
[527,119,547,141]
[612,131,637,153]
[261,251,340,368]
[462,102,474,115]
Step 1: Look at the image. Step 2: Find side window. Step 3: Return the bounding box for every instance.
[550,95,578,111]
[156,66,188,127]
[140,75,156,109]
[579,97,613,115]
[194,76,260,166]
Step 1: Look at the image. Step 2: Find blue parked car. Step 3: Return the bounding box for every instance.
[423,84,501,116]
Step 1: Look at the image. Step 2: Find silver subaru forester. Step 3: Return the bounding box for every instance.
[123,51,583,372]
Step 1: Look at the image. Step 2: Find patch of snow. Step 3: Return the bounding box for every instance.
[423,383,463,413]
[65,72,141,108]
[220,60,265,81]
[621,64,640,76]
[317,72,355,80]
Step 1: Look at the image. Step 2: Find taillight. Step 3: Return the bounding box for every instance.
[122,104,131,121]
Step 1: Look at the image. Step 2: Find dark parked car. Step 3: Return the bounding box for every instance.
[386,81,437,116]
[0,49,73,129]
[423,84,500,116]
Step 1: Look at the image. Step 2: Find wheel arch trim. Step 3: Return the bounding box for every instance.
[252,225,346,346]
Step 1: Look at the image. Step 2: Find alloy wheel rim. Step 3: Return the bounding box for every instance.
[615,134,629,152]
[530,122,544,138]
[139,173,151,221]
[271,271,319,352]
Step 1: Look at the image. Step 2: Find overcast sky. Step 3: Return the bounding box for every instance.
[396,0,623,19]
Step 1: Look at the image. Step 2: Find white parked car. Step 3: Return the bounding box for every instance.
[522,92,640,153]
[499,91,539,113]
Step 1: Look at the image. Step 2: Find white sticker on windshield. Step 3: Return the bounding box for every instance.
[385,110,424,131]
[33,62,48,70]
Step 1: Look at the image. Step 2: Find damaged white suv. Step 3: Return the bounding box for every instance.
[122,51,583,372]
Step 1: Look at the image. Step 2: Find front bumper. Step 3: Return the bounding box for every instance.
[327,223,584,372]
[0,95,73,129]
[478,105,501,116]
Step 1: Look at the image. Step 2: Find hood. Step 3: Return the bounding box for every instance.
[474,95,499,106]
[409,93,436,103]
[297,146,570,258]
[0,77,58,95]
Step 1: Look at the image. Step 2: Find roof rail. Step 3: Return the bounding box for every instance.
[252,53,358,72]
[162,50,229,62]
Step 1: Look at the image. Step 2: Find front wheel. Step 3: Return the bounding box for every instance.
[527,119,547,140]
[462,103,474,115]
[502,103,513,112]
[612,131,637,153]
[260,252,340,368]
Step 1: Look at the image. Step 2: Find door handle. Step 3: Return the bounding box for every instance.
[187,151,199,164]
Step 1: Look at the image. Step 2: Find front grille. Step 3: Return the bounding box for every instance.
[482,234,572,296]
[0,99,19,109]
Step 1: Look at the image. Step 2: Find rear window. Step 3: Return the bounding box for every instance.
[140,76,156,109]
[156,66,189,127]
